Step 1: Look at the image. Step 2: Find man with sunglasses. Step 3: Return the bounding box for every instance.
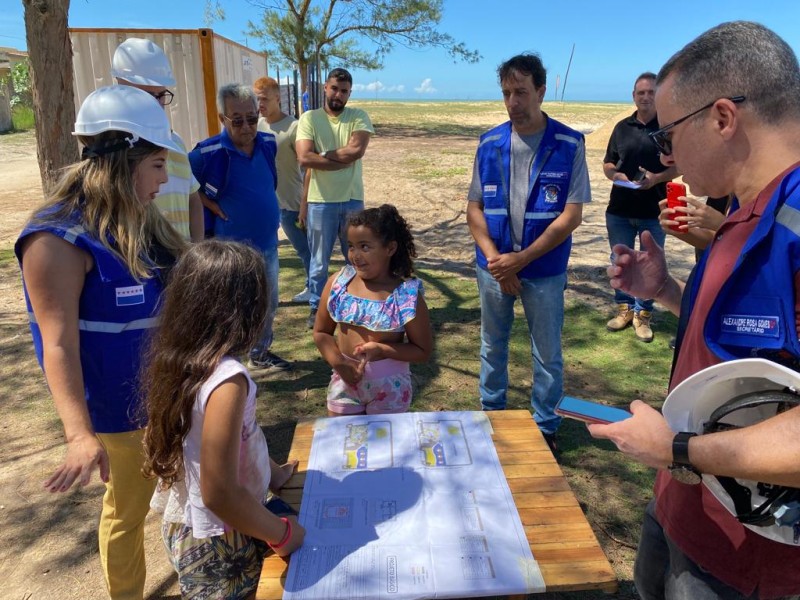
[602,72,677,343]
[112,37,204,242]
[591,22,800,599]
[189,84,291,372]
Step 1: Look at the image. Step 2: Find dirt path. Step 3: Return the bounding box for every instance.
[0,114,695,599]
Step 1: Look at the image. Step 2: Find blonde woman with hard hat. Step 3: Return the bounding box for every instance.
[112,37,204,242]
[15,85,185,600]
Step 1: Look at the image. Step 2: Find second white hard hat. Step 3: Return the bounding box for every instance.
[73,85,182,154]
[112,38,176,87]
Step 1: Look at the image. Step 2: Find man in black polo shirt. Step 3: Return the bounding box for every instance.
[603,72,677,342]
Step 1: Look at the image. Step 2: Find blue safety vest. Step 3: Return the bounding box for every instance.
[475,117,581,279]
[687,167,800,364]
[189,130,277,235]
[15,214,167,433]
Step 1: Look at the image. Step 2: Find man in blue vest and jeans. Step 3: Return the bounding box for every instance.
[189,83,291,371]
[467,53,591,453]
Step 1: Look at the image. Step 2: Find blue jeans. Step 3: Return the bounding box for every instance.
[307,200,364,309]
[476,267,566,435]
[606,213,666,312]
[279,208,311,287]
[633,500,779,600]
[250,246,279,357]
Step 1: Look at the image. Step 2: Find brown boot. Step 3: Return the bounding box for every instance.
[606,303,634,331]
[633,310,654,343]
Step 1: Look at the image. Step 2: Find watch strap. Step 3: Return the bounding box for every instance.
[672,431,697,466]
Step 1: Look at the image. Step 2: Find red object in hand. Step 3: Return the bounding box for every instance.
[666,182,687,232]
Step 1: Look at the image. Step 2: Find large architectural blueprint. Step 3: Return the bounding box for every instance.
[282,411,544,600]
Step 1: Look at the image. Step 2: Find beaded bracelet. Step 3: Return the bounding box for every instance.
[269,517,292,550]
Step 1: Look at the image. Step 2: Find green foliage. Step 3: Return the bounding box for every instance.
[243,0,480,81]
[203,0,227,26]
[6,61,32,108]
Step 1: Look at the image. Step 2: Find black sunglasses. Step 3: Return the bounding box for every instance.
[149,89,175,106]
[222,114,259,128]
[648,96,745,155]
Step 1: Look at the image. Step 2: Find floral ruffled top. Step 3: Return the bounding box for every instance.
[327,265,422,333]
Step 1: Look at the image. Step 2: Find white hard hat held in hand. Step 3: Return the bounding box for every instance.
[112,37,176,87]
[73,85,182,154]
[663,358,800,545]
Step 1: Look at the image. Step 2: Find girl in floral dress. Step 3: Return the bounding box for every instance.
[313,204,433,416]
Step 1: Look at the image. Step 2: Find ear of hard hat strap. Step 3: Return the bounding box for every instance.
[702,389,800,537]
[81,135,141,160]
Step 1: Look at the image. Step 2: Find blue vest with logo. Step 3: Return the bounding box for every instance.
[15,214,166,433]
[475,117,582,279]
[688,167,800,363]
[189,130,277,235]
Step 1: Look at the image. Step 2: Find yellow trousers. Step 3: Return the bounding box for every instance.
[96,429,156,600]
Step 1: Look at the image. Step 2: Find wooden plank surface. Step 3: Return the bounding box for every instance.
[256,410,618,599]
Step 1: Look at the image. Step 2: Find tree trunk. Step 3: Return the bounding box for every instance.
[23,0,78,196]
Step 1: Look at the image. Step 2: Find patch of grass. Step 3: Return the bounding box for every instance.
[353,100,630,139]
[404,156,467,179]
[0,247,16,266]
[12,105,35,131]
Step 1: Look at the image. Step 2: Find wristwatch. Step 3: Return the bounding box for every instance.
[668,432,702,484]
[320,150,328,158]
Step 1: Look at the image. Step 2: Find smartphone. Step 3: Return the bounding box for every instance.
[555,396,632,425]
[666,182,687,232]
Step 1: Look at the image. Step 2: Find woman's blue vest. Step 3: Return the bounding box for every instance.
[475,118,582,279]
[688,167,800,364]
[15,215,166,433]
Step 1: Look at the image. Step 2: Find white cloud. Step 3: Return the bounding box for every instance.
[414,78,437,94]
[353,81,405,94]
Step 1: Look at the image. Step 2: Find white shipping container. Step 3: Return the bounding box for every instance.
[70,28,268,149]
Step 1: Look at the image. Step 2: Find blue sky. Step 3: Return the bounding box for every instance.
[3,1,800,101]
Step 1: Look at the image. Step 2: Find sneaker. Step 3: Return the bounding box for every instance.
[307,307,318,330]
[248,351,292,371]
[606,303,634,331]
[633,310,654,343]
[291,287,311,303]
[543,432,559,455]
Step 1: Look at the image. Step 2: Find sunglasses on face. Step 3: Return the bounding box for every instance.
[149,89,175,106]
[222,114,259,128]
[648,95,745,155]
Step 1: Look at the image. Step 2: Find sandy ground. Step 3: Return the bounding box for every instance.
[0,112,696,600]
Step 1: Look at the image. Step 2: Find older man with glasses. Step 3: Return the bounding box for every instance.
[591,22,800,599]
[112,37,204,242]
[189,84,291,371]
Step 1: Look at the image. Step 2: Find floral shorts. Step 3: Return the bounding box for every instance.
[327,358,413,415]
[161,496,296,599]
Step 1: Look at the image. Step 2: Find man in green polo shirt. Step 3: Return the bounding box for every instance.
[296,68,374,328]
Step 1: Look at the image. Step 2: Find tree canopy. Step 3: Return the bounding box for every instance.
[239,0,480,94]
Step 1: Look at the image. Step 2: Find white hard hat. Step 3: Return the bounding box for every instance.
[663,358,800,545]
[111,38,176,87]
[73,85,182,154]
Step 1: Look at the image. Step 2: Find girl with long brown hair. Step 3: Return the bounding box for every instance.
[142,240,304,599]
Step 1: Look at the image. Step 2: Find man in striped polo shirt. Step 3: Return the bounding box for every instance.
[112,37,204,241]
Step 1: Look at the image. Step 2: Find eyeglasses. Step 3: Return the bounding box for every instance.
[222,114,259,128]
[149,89,175,106]
[648,96,745,155]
